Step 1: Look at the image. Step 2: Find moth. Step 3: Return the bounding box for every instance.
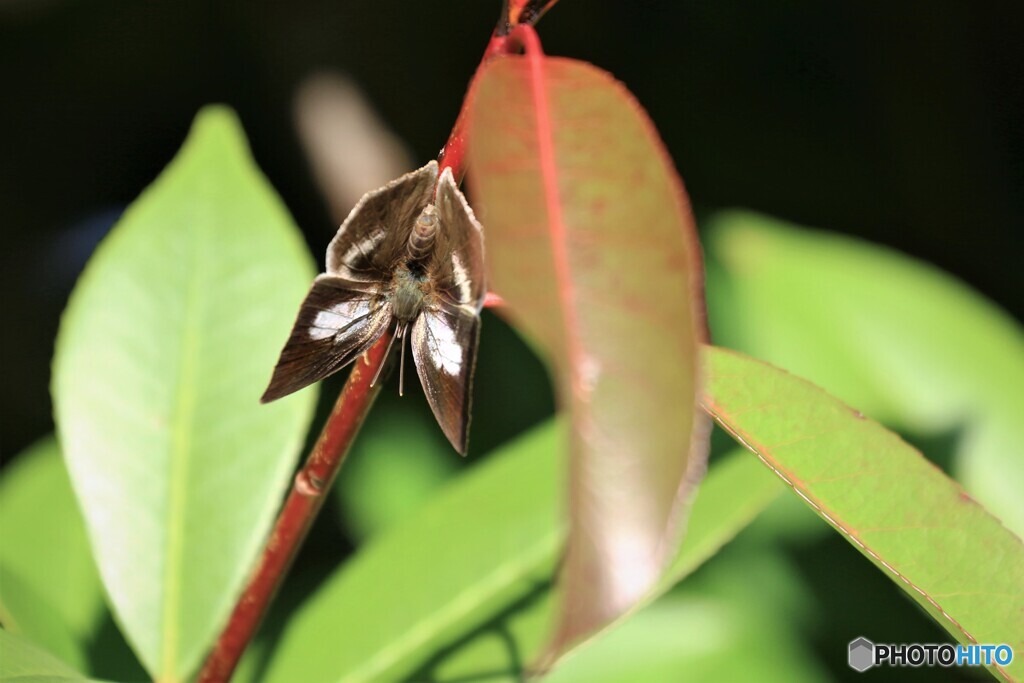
[261,161,486,454]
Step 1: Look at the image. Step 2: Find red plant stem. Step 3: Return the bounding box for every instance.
[196,334,390,683]
[438,3,556,181]
[197,6,551,682]
[437,33,513,183]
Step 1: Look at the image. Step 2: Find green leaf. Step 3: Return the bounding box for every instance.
[706,211,1024,538]
[546,554,826,683]
[426,449,782,683]
[265,420,564,683]
[262,427,780,683]
[0,436,102,671]
[703,346,1024,681]
[51,106,317,681]
[335,399,458,541]
[0,629,104,683]
[468,49,709,655]
[545,598,811,683]
[597,544,821,683]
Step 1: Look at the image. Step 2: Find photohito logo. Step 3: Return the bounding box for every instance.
[848,637,1014,672]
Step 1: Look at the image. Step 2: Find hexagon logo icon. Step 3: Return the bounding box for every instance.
[849,637,875,672]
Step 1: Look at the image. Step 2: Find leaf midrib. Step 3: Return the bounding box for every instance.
[159,192,205,681]
[524,37,584,399]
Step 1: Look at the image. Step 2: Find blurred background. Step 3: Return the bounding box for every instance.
[1,1,1020,680]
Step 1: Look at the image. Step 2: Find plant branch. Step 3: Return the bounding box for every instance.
[505,0,562,32]
[437,3,549,182]
[196,4,557,681]
[196,333,390,683]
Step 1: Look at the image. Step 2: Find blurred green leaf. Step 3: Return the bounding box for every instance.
[469,52,709,656]
[545,552,825,683]
[703,346,1024,681]
[544,598,815,683]
[51,106,317,681]
[706,211,1024,538]
[428,449,782,682]
[0,629,103,682]
[265,420,564,683]
[264,432,780,683]
[335,399,458,541]
[0,436,101,671]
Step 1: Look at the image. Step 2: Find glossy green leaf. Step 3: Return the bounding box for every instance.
[468,48,709,655]
[425,449,782,683]
[706,211,1024,538]
[335,399,458,541]
[545,599,815,683]
[0,629,104,683]
[265,420,564,683]
[263,428,780,683]
[546,552,825,683]
[544,536,823,679]
[51,107,317,681]
[0,436,102,671]
[703,346,1024,681]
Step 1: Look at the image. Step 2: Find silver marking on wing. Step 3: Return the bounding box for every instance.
[309,298,374,341]
[337,228,386,277]
[418,311,463,376]
[450,251,472,304]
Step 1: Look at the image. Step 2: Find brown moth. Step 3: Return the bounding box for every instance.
[261,161,485,454]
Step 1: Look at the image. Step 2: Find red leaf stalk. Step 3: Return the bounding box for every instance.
[197,4,555,681]
[196,334,389,683]
[437,33,514,183]
[437,2,555,181]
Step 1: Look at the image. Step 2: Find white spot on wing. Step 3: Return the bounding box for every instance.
[451,252,472,303]
[425,315,462,376]
[308,300,369,341]
[341,229,386,269]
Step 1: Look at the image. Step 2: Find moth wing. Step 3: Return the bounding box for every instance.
[262,274,391,403]
[326,161,439,281]
[430,166,486,310]
[411,303,480,455]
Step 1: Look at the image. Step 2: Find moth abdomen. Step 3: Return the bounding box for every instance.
[407,204,439,261]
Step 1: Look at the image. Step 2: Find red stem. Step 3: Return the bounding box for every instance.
[437,3,555,181]
[196,334,389,683]
[437,34,514,183]
[197,6,548,682]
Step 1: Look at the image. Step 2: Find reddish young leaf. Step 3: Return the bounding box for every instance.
[467,28,709,661]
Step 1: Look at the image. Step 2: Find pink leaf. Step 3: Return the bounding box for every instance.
[467,27,709,663]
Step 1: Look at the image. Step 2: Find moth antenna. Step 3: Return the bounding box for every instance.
[398,323,408,397]
[370,324,399,388]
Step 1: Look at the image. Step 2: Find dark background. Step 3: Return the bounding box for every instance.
[3,0,1023,457]
[0,2,1019,679]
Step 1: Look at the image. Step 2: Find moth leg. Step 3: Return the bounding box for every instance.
[398,322,410,397]
[370,322,400,388]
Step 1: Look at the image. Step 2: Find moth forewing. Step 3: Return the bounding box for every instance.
[326,161,439,280]
[432,167,486,309]
[261,274,391,403]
